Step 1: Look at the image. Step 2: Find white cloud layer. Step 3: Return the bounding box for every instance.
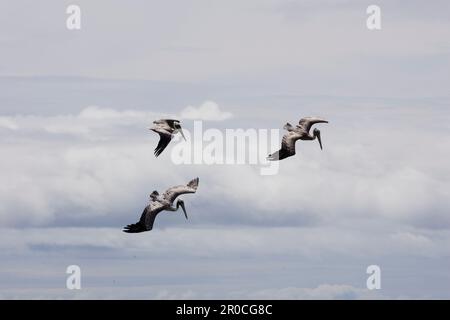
[0,117,18,130]
[0,102,449,230]
[180,101,233,121]
[233,284,384,300]
[0,283,384,300]
[0,101,449,298]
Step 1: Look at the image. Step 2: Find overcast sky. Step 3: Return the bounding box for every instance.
[0,0,449,299]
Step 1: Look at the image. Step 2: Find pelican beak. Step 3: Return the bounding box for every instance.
[316,131,323,150]
[179,201,188,219]
[179,128,186,141]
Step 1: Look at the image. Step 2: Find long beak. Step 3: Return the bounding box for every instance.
[179,201,188,220]
[179,128,186,141]
[317,132,323,150]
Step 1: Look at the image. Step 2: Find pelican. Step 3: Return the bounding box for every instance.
[150,119,186,157]
[123,177,199,233]
[267,117,328,161]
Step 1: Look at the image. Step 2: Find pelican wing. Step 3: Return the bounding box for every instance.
[152,128,173,157]
[123,201,165,233]
[298,117,328,133]
[153,119,179,130]
[162,177,199,204]
[267,131,299,161]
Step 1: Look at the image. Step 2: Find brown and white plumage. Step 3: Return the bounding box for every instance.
[267,117,328,161]
[123,178,199,233]
[150,119,186,157]
[162,178,199,204]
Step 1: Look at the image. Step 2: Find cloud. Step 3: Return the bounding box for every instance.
[0,101,449,231]
[0,284,384,300]
[180,101,233,121]
[2,226,450,260]
[234,284,385,300]
[0,98,449,299]
[1,226,448,299]
[0,117,18,130]
[0,105,170,138]
[78,106,152,120]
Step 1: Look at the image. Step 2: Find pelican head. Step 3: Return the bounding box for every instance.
[149,190,159,201]
[176,199,188,219]
[313,128,323,150]
[173,120,186,141]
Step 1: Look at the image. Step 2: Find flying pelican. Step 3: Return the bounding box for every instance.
[123,177,199,233]
[267,117,328,161]
[150,119,186,157]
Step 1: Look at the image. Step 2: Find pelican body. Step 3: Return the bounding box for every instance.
[150,119,186,157]
[123,178,199,233]
[267,117,328,161]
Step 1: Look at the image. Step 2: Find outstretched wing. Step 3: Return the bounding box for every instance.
[153,119,179,130]
[151,128,173,157]
[298,117,328,133]
[267,131,299,161]
[162,177,199,204]
[123,202,165,233]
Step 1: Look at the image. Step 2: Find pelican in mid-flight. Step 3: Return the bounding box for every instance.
[150,119,186,157]
[123,178,199,233]
[267,117,328,161]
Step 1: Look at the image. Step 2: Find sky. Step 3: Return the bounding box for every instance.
[0,0,449,299]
